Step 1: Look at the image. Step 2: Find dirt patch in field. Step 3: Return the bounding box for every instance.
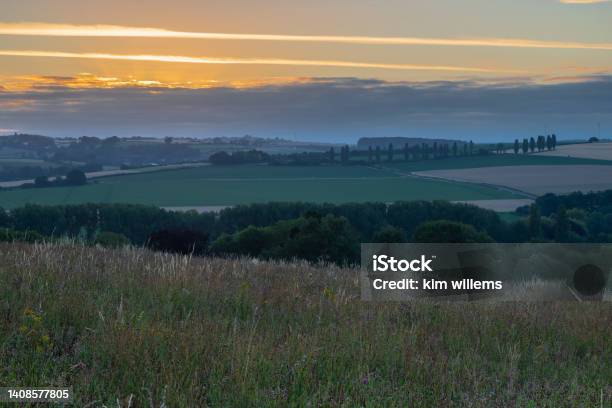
[415,165,612,195]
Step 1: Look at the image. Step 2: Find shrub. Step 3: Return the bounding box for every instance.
[65,169,87,186]
[94,231,131,248]
[372,226,407,243]
[413,220,493,243]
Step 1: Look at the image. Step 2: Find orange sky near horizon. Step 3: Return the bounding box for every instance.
[0,0,611,87]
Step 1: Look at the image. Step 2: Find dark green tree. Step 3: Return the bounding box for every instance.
[528,204,541,239]
[554,205,570,242]
[65,169,87,186]
[372,225,407,243]
[537,136,544,152]
[514,139,520,154]
[340,146,350,164]
[34,176,50,187]
[413,220,493,243]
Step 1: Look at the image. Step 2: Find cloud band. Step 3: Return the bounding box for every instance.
[0,50,515,73]
[0,23,611,51]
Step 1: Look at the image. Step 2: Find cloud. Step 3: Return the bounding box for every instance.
[559,0,611,4]
[0,49,515,74]
[1,74,611,142]
[0,23,611,51]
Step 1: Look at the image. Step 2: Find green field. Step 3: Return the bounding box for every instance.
[3,155,607,209]
[0,164,522,209]
[0,158,60,169]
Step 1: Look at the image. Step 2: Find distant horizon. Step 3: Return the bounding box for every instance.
[0,130,605,145]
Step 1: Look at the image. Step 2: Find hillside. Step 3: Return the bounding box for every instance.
[1,243,609,406]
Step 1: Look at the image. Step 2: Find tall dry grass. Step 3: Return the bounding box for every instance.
[0,242,610,407]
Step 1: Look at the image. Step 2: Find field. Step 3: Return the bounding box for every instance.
[0,158,59,168]
[415,165,612,196]
[535,142,612,161]
[2,155,611,210]
[0,243,609,406]
[0,164,523,209]
[381,154,612,172]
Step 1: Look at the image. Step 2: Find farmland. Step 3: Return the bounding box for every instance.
[382,153,612,173]
[2,154,611,210]
[535,142,612,161]
[415,165,612,196]
[0,163,523,209]
[1,243,609,406]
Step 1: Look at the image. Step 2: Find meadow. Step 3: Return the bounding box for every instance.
[1,242,609,406]
[0,163,522,209]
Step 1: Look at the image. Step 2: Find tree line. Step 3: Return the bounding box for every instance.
[209,133,559,168]
[2,190,611,265]
[513,134,557,154]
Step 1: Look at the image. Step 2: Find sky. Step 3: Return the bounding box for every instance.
[0,0,611,142]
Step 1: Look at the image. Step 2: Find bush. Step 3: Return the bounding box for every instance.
[65,169,87,186]
[372,226,407,243]
[94,231,130,248]
[413,220,493,243]
[211,213,359,265]
[34,176,50,187]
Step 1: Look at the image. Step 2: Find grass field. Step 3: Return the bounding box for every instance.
[1,243,609,406]
[0,164,522,209]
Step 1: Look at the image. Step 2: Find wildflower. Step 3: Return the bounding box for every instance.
[323,287,335,301]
